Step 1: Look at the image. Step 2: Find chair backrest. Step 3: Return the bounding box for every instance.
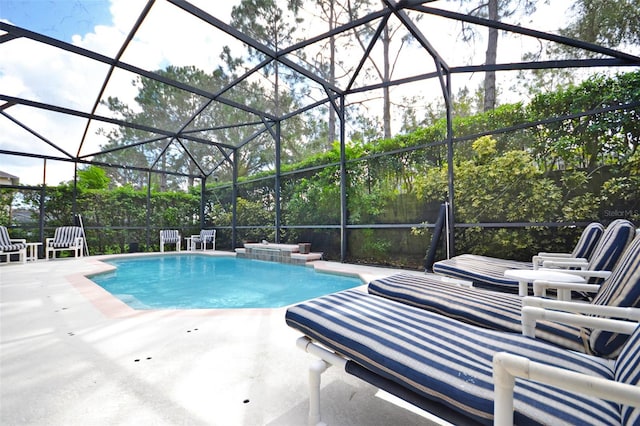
[53,226,83,243]
[588,234,640,357]
[571,222,604,259]
[200,229,215,241]
[586,219,635,276]
[614,324,640,424]
[0,226,11,246]
[160,229,180,243]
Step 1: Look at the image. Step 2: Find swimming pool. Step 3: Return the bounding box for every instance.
[89,255,363,309]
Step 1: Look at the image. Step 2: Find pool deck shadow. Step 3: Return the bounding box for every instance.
[0,253,446,426]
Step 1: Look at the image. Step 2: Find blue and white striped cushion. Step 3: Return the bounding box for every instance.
[285,290,619,425]
[160,230,180,243]
[432,221,634,290]
[193,229,215,243]
[585,219,635,281]
[0,243,26,252]
[0,226,11,246]
[432,254,530,290]
[572,222,605,259]
[51,226,83,248]
[589,235,640,357]
[368,273,587,353]
[615,325,640,425]
[0,226,26,252]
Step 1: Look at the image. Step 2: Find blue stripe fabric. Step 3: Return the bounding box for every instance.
[368,273,587,353]
[589,235,640,357]
[51,226,83,248]
[285,290,620,425]
[193,229,215,243]
[572,222,605,259]
[432,254,529,290]
[0,226,11,246]
[615,326,640,425]
[585,219,635,282]
[160,230,180,243]
[371,234,640,358]
[0,226,27,252]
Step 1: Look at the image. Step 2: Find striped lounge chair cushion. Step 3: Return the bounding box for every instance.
[285,290,622,425]
[432,254,530,290]
[615,323,640,424]
[0,226,27,252]
[368,273,588,354]
[0,243,26,252]
[193,229,215,243]
[584,219,635,281]
[160,230,180,243]
[432,220,635,290]
[50,226,83,248]
[572,222,605,259]
[589,235,640,357]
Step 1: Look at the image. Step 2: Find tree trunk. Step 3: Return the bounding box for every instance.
[484,0,498,111]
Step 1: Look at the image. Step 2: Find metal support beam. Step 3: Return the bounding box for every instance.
[39,160,46,252]
[339,95,347,262]
[275,121,282,244]
[412,5,640,63]
[444,72,455,257]
[73,164,78,220]
[200,177,207,229]
[146,171,152,250]
[231,150,239,250]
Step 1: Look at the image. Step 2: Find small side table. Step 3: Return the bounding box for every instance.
[504,269,585,297]
[185,237,195,251]
[26,242,42,262]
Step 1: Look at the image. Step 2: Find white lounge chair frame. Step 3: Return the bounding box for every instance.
[296,301,640,426]
[493,304,640,426]
[46,226,84,260]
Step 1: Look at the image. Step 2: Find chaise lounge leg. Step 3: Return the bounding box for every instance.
[296,336,348,426]
[309,359,330,426]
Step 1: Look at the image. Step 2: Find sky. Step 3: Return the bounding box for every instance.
[1,0,112,41]
[0,0,593,186]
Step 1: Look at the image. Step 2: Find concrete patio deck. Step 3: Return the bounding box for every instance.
[0,253,449,426]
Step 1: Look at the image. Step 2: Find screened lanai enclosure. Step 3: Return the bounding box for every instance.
[1,0,639,268]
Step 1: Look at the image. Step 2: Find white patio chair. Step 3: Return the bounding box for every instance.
[188,229,216,251]
[46,226,84,260]
[0,225,27,264]
[159,229,181,252]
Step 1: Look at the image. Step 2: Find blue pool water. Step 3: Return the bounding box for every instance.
[90,255,362,309]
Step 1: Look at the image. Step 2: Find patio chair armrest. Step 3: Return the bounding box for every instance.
[537,252,574,258]
[532,253,582,269]
[520,305,640,337]
[541,259,589,269]
[10,238,27,244]
[493,352,640,426]
[75,237,84,247]
[45,237,54,247]
[522,297,640,320]
[532,280,601,299]
[545,269,611,280]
